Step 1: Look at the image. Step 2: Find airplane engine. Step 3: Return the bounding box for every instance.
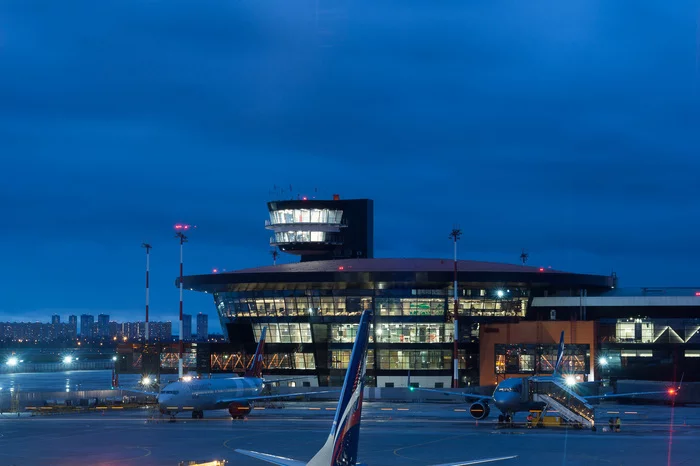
[228,402,252,418]
[469,401,490,420]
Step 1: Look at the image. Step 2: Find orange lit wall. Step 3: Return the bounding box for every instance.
[479,321,596,386]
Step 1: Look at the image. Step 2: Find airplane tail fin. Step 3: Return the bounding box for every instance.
[244,326,267,378]
[307,309,373,466]
[553,330,565,375]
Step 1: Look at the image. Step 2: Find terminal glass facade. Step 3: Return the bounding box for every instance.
[212,284,535,385]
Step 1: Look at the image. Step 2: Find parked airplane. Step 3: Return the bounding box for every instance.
[236,309,517,466]
[412,331,676,422]
[157,327,335,419]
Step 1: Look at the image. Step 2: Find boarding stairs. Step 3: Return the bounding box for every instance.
[531,380,595,430]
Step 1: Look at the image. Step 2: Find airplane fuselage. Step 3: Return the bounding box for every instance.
[489,376,557,415]
[157,377,264,413]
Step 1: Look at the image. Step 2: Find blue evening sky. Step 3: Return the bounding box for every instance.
[1,1,699,333]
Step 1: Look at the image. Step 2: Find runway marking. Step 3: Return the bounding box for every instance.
[99,446,152,465]
[393,434,467,461]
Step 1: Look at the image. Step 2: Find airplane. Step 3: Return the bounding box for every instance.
[157,327,337,420]
[411,331,677,424]
[236,309,517,466]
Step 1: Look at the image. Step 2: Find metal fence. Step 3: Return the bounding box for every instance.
[0,360,115,374]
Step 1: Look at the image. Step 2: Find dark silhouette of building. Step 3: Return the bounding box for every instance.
[97,314,110,338]
[182,314,192,341]
[80,314,95,338]
[197,313,208,341]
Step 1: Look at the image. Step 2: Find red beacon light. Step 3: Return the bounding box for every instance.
[668,388,678,396]
[539,267,545,272]
[338,266,344,270]
[212,268,218,273]
[695,292,700,296]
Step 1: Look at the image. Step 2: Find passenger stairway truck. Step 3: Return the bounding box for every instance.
[530,380,596,430]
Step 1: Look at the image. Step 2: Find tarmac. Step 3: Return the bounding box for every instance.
[0,401,698,465]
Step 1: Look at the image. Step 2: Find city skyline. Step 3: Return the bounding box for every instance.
[0,313,214,338]
[2,1,699,331]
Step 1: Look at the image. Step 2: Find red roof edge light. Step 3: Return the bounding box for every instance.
[338,266,344,270]
[539,267,545,272]
[695,292,700,296]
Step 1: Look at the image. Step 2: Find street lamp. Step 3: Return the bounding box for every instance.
[175,223,194,379]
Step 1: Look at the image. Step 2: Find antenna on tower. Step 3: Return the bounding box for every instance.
[520,249,529,266]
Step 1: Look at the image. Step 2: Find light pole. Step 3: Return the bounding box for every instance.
[175,224,192,379]
[271,248,279,265]
[142,243,152,342]
[449,227,462,389]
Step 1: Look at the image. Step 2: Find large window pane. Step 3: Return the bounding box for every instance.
[300,323,312,343]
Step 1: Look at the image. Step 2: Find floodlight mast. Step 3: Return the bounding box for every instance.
[449,227,462,389]
[174,224,192,379]
[142,243,152,342]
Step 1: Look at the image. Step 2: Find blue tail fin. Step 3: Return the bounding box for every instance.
[244,326,267,378]
[308,309,372,466]
[553,330,565,374]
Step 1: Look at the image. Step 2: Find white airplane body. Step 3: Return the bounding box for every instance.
[157,328,335,419]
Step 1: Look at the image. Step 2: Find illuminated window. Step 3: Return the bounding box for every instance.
[495,355,506,374]
[375,323,452,343]
[269,209,344,225]
[377,350,450,370]
[685,350,700,358]
[253,323,312,343]
[519,354,535,372]
[330,350,374,369]
[293,353,316,369]
[615,320,654,343]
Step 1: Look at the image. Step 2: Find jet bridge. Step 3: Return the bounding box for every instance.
[528,380,596,430]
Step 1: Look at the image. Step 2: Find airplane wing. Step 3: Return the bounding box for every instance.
[584,390,674,400]
[410,387,491,401]
[123,388,159,397]
[235,449,306,466]
[427,455,518,465]
[229,389,339,403]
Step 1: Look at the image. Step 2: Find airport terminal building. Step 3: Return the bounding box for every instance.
[160,196,700,387]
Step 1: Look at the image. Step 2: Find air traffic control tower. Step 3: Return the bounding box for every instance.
[266,195,374,262]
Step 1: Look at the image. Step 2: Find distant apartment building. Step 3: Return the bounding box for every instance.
[80,314,95,338]
[182,314,192,340]
[197,313,208,341]
[119,321,172,341]
[0,321,76,342]
[109,321,119,339]
[97,314,110,338]
[51,315,60,324]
